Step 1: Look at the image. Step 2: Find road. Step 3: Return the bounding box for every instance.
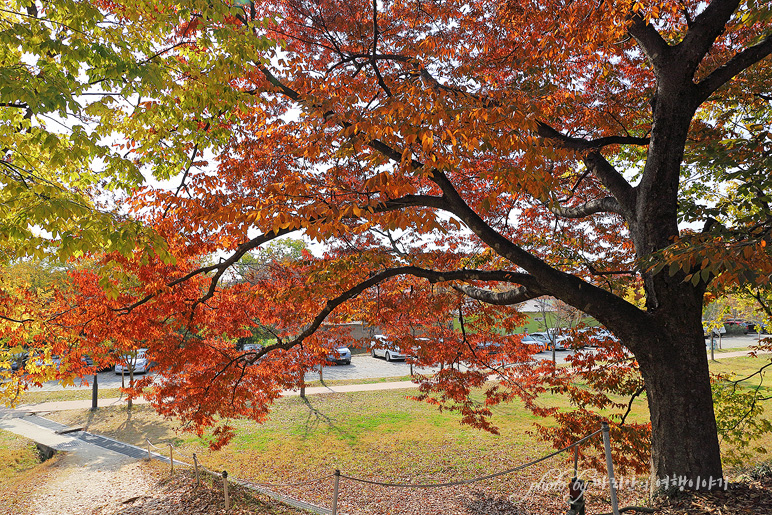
[20,334,765,392]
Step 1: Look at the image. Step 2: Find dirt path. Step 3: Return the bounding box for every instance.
[25,448,158,515]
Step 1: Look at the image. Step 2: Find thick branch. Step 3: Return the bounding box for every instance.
[627,13,671,69]
[453,284,544,306]
[535,122,637,218]
[678,0,743,73]
[549,197,623,218]
[582,152,636,219]
[536,122,650,151]
[696,34,772,103]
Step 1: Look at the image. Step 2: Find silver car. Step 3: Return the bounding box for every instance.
[326,346,352,365]
[369,335,408,361]
[114,349,150,374]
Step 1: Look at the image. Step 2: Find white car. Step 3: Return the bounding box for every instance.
[114,349,151,374]
[370,335,408,361]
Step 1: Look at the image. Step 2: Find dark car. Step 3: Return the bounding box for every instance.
[326,346,352,365]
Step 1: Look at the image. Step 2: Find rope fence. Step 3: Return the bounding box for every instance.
[340,428,602,489]
[141,422,624,515]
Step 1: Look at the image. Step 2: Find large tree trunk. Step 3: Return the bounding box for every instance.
[635,320,723,485]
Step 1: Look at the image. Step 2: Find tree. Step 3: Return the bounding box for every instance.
[7,0,772,487]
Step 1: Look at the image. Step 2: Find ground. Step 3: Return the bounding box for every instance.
[6,453,772,515]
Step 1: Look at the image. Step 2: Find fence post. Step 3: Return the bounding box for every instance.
[601,422,620,515]
[169,444,174,475]
[193,453,200,487]
[573,444,579,478]
[146,439,151,460]
[223,470,230,511]
[331,469,340,515]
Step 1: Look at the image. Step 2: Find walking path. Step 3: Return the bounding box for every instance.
[9,379,422,414]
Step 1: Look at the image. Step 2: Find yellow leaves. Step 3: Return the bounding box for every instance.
[420,130,434,152]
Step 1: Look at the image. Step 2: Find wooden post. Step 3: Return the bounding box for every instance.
[331,469,340,515]
[222,470,230,511]
[169,444,174,475]
[91,374,98,411]
[146,439,151,460]
[601,422,620,515]
[573,444,579,478]
[193,453,200,487]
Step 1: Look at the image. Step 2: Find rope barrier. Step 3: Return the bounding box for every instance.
[340,428,602,488]
[239,475,335,488]
[145,437,332,487]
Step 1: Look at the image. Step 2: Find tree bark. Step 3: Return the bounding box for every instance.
[636,320,722,485]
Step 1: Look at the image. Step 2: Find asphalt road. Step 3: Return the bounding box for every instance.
[19,334,764,392]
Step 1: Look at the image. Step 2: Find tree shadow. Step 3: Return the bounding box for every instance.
[464,489,526,514]
[299,396,354,442]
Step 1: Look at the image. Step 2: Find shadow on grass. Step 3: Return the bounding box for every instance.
[299,396,355,443]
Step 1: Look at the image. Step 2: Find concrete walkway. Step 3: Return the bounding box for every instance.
[8,379,421,414]
[707,349,771,359]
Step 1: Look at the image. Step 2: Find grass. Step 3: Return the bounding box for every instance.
[47,388,556,482]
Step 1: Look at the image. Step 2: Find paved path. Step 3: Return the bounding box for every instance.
[12,379,422,413]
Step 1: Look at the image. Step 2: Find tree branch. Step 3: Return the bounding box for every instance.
[549,197,623,218]
[242,266,542,363]
[536,121,650,151]
[626,13,671,69]
[677,0,743,73]
[696,33,772,103]
[453,284,544,306]
[582,152,637,219]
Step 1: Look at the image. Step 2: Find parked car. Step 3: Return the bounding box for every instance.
[114,349,151,374]
[370,335,408,361]
[326,346,352,365]
[530,331,570,351]
[572,327,618,348]
[515,334,546,348]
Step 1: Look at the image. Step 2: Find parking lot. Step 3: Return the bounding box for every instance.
[19,334,763,392]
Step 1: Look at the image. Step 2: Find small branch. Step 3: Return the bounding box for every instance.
[619,385,646,425]
[586,263,636,277]
[0,313,35,324]
[536,121,650,151]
